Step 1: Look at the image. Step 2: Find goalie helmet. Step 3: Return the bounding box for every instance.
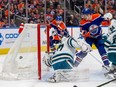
[108,19,116,34]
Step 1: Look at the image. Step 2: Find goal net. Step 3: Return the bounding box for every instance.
[0,24,50,80]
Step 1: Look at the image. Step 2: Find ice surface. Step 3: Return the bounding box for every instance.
[0,50,116,87]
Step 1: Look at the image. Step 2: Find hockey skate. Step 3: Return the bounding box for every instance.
[104,64,116,79]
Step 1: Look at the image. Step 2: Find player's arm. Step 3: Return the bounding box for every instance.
[80,26,90,38]
[58,22,69,37]
[67,36,92,53]
[49,20,58,29]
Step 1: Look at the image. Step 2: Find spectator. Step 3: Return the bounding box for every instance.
[53,0,59,9]
[10,19,17,28]
[0,0,116,28]
[2,18,9,28]
[66,14,79,26]
[55,4,64,16]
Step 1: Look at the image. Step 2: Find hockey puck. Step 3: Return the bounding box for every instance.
[73,85,78,87]
[19,56,23,59]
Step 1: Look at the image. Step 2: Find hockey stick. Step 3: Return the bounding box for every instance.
[88,52,111,71]
[97,78,116,87]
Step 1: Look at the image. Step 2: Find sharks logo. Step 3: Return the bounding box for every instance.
[0,33,4,45]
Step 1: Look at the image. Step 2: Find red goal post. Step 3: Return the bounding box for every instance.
[37,24,50,79]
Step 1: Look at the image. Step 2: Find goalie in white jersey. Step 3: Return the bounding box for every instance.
[43,35,92,82]
[103,19,116,71]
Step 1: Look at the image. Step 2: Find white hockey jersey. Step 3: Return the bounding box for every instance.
[51,36,90,65]
[104,19,116,50]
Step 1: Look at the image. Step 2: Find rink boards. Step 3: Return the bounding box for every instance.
[0,27,108,54]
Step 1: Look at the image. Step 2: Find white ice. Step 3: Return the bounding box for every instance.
[0,50,116,87]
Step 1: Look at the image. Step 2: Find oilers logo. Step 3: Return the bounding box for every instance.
[89,24,98,35]
[0,33,4,45]
[89,24,102,38]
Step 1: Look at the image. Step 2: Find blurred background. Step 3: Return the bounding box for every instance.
[0,0,116,28]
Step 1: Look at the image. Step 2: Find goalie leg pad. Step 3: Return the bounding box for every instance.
[47,69,74,83]
[47,68,90,82]
[52,60,74,70]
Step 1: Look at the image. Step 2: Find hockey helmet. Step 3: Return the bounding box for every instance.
[82,8,91,15]
[103,13,113,20]
[56,16,63,21]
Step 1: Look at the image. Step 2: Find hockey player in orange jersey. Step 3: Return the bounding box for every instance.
[74,8,113,67]
[46,16,69,51]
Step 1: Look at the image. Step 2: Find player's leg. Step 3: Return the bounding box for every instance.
[74,38,93,67]
[94,38,110,66]
[52,60,73,70]
[108,52,116,70]
[111,63,116,70]
[48,60,74,82]
[74,51,87,67]
[47,53,74,82]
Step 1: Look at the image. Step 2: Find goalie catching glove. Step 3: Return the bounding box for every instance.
[43,52,54,67]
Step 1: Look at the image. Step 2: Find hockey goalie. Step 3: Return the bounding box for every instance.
[43,35,92,82]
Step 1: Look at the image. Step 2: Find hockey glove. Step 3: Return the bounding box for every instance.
[83,32,91,38]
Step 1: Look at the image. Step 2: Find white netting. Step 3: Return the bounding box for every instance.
[0,24,41,80]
